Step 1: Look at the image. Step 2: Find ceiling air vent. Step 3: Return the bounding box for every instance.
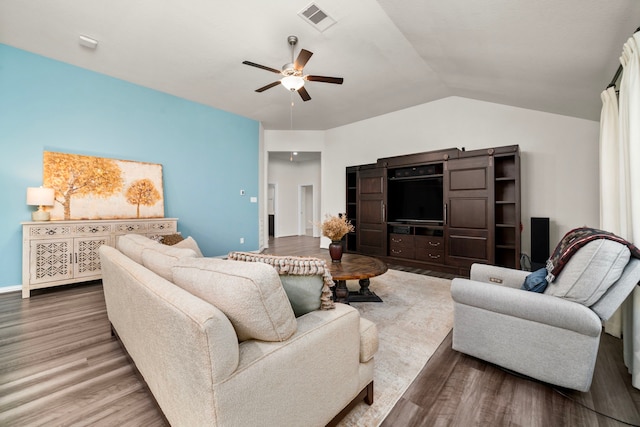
[298,3,336,32]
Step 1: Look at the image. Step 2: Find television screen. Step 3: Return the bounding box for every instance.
[388,177,443,223]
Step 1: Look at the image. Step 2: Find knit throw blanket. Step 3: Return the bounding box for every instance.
[546,227,640,282]
[227,251,335,311]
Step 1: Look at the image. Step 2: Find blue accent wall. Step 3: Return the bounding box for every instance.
[0,44,260,289]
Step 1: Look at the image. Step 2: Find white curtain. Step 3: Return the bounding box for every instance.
[600,32,640,389]
[601,87,622,336]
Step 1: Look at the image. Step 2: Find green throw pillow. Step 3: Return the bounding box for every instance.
[279,275,324,317]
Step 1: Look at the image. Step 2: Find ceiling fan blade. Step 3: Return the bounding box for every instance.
[256,81,282,92]
[306,75,344,85]
[298,86,311,101]
[242,61,282,74]
[294,49,313,70]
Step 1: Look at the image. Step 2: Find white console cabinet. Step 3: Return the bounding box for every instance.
[22,218,178,298]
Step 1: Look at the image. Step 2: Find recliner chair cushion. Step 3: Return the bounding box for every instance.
[544,239,630,306]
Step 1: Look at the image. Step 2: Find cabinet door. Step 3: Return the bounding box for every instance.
[445,156,494,268]
[29,238,74,284]
[357,167,387,256]
[74,236,110,279]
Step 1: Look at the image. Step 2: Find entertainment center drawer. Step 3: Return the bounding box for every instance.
[415,235,443,250]
[389,233,414,246]
[389,233,415,259]
[416,248,444,264]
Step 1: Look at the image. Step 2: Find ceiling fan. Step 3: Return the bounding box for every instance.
[242,35,344,102]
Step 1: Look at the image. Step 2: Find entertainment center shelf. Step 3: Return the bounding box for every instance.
[345,145,520,276]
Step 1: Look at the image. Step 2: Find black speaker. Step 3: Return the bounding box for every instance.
[531,217,550,270]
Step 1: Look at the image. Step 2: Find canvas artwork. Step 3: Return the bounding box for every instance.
[43,151,165,220]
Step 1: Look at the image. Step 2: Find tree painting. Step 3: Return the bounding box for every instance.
[126,179,161,218]
[44,152,124,220]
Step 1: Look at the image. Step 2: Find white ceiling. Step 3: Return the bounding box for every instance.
[1,0,639,130]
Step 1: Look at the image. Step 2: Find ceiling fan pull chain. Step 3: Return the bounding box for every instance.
[290,91,294,130]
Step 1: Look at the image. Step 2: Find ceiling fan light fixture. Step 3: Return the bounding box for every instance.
[281,75,304,91]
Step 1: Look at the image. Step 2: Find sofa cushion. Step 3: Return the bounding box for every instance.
[173,236,204,257]
[141,245,198,282]
[544,239,630,306]
[172,258,297,342]
[116,233,161,264]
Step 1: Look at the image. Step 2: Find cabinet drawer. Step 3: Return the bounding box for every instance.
[74,223,112,235]
[415,235,443,250]
[115,222,148,234]
[389,234,415,259]
[416,248,444,264]
[389,245,415,259]
[148,221,178,234]
[389,233,414,247]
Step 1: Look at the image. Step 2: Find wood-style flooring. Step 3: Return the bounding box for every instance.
[268,236,640,427]
[0,235,638,426]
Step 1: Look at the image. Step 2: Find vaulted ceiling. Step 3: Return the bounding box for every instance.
[1,0,639,130]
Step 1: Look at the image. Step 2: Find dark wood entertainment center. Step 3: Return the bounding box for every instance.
[345,145,521,276]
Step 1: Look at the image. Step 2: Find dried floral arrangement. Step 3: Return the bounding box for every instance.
[320,213,355,241]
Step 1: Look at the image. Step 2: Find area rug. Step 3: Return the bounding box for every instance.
[338,268,454,427]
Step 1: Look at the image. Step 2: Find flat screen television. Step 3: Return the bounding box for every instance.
[388,177,443,223]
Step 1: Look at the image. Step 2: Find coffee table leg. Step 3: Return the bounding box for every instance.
[358,279,373,295]
[333,280,350,304]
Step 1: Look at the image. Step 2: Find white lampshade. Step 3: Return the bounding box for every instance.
[27,187,55,206]
[281,75,304,91]
[27,187,55,221]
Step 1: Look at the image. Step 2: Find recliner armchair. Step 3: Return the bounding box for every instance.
[451,245,640,392]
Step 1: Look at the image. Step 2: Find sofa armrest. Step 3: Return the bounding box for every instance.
[469,263,530,289]
[218,303,374,426]
[451,278,602,337]
[359,317,378,363]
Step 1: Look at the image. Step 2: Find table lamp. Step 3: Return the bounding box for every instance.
[27,187,55,221]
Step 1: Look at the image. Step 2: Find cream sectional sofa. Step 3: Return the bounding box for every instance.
[99,234,378,426]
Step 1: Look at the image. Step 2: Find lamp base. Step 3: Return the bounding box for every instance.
[32,209,50,221]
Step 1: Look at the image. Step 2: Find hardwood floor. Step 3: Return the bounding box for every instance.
[0,282,167,426]
[383,332,640,427]
[1,235,638,426]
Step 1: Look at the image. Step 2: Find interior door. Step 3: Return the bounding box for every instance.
[444,155,494,270]
[357,166,387,256]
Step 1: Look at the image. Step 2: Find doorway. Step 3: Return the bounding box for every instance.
[299,185,314,236]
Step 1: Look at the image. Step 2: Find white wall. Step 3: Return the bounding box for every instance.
[264,96,600,257]
[267,156,321,238]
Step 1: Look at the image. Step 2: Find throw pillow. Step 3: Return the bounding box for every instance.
[173,236,204,257]
[521,268,548,293]
[116,233,161,264]
[226,252,336,316]
[171,258,297,342]
[544,239,630,306]
[279,275,324,317]
[161,233,184,246]
[141,245,198,282]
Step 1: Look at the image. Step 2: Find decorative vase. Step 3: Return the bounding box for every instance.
[329,240,343,263]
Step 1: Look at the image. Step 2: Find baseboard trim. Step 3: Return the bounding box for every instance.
[0,285,21,294]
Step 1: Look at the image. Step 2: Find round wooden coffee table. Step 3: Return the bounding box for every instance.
[326,253,388,304]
